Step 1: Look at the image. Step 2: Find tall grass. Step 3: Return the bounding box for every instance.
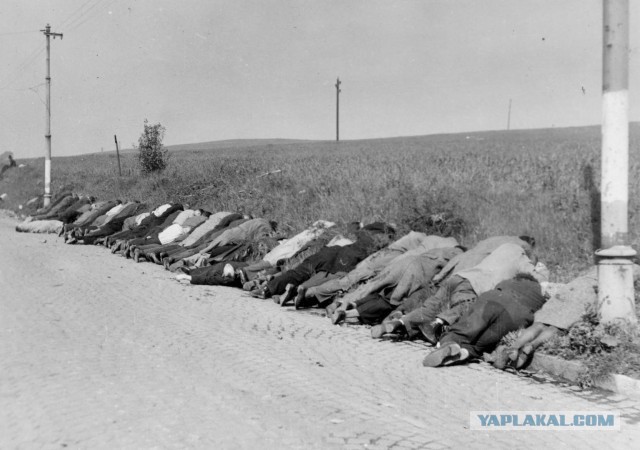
[6,126,640,282]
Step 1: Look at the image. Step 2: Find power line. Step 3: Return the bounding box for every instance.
[1,0,117,92]
[0,45,45,90]
[72,0,119,32]
[0,30,40,36]
[4,82,46,93]
[66,0,113,32]
[56,0,102,29]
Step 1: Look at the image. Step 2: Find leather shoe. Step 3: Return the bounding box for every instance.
[422,342,465,367]
[420,320,444,345]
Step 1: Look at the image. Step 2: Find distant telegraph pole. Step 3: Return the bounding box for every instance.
[335,77,341,141]
[506,99,512,130]
[40,24,63,207]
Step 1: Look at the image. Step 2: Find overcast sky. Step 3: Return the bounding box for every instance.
[1,0,639,158]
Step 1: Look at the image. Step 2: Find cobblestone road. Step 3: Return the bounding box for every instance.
[1,216,639,449]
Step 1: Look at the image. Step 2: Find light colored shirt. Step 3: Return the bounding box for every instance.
[263,220,335,265]
[456,243,542,295]
[135,212,151,225]
[105,204,125,216]
[326,235,354,247]
[200,218,272,253]
[158,223,190,245]
[172,209,197,226]
[179,212,232,247]
[434,236,531,283]
[152,204,172,217]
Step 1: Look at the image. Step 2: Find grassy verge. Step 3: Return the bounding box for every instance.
[2,125,640,282]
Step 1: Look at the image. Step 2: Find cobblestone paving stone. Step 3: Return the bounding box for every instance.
[1,216,639,449]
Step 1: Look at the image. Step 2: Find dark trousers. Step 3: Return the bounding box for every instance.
[128,235,162,247]
[82,222,125,245]
[59,210,82,224]
[163,241,211,264]
[355,293,394,325]
[190,262,243,287]
[402,275,476,339]
[440,297,534,358]
[266,260,315,295]
[140,243,182,258]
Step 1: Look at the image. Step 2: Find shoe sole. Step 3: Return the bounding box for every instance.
[423,344,461,367]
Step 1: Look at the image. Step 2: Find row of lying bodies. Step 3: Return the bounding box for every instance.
[17,191,617,369]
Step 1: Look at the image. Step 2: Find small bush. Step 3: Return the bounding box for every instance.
[135,120,168,174]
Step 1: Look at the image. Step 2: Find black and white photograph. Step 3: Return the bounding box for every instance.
[1,0,640,448]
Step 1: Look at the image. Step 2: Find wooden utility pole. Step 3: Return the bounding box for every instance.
[114,135,122,176]
[507,99,512,130]
[335,77,341,141]
[40,24,63,207]
[596,0,636,324]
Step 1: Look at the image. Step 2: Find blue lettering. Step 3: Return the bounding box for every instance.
[559,415,569,426]
[535,414,546,426]
[477,415,490,427]
[500,415,514,426]
[585,415,596,426]
[523,415,535,426]
[574,415,584,426]
[547,415,559,426]
[487,415,500,427]
[598,415,614,427]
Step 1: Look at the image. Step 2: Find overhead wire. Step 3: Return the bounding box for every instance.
[0,45,45,90]
[65,0,111,31]
[1,0,111,91]
[0,30,40,36]
[71,0,119,33]
[55,0,103,29]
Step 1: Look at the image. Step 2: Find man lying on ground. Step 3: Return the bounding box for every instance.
[68,201,148,245]
[60,200,117,236]
[28,192,77,221]
[176,220,336,286]
[131,209,211,262]
[423,273,546,367]
[16,193,80,233]
[118,206,193,256]
[56,196,94,225]
[250,223,396,304]
[175,218,278,269]
[230,220,336,283]
[95,203,183,248]
[162,213,246,270]
[490,265,640,370]
[296,232,459,311]
[329,244,464,326]
[371,240,547,344]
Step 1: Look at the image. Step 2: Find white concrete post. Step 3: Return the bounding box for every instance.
[596,0,637,325]
[40,24,62,207]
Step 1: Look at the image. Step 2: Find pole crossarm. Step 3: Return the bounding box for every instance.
[40,24,63,39]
